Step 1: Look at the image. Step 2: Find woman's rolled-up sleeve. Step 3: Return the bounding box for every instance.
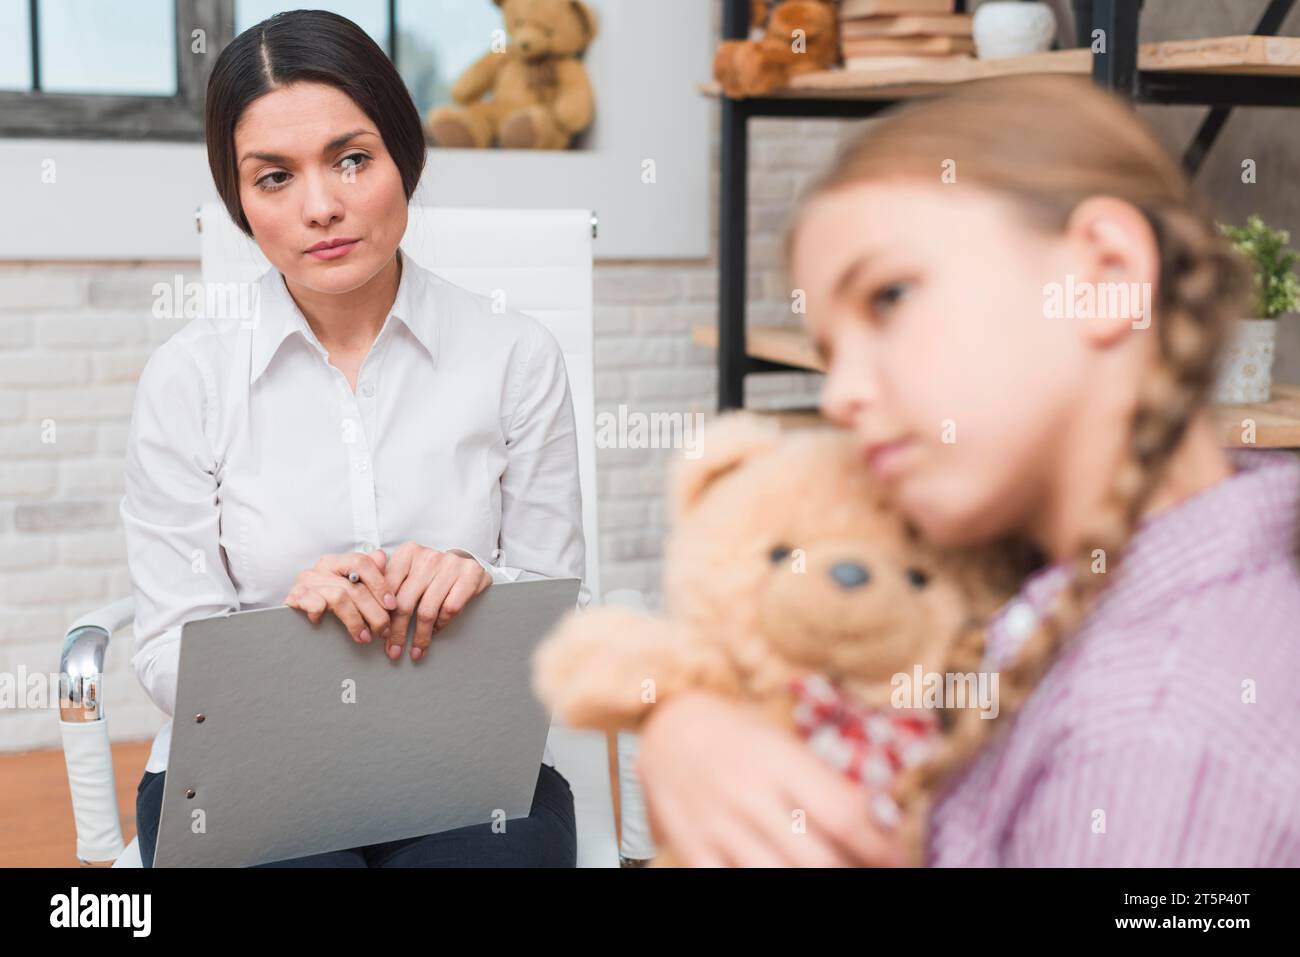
[119,340,240,717]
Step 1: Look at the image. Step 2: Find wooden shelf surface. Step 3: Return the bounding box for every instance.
[699,35,1300,101]
[693,324,1300,449]
[1216,383,1300,449]
[751,407,828,430]
[692,323,826,372]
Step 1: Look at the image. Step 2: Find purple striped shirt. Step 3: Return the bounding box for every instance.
[926,447,1300,866]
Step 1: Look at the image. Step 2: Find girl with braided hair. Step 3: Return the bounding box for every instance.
[637,74,1300,867]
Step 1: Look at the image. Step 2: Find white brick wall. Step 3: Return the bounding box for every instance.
[0,264,178,750]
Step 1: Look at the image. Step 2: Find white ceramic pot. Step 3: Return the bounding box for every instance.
[972,1,1057,60]
[1212,318,1278,404]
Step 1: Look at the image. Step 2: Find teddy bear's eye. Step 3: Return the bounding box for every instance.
[769,545,793,565]
[906,567,930,589]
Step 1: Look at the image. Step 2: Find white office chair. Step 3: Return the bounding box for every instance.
[58,205,655,868]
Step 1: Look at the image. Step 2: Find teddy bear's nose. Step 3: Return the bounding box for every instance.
[829,561,870,590]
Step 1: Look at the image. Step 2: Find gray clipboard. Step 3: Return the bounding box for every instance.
[153,577,580,867]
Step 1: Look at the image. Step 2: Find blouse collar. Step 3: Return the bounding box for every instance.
[249,246,437,382]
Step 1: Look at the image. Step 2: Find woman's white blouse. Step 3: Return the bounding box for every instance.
[120,248,588,773]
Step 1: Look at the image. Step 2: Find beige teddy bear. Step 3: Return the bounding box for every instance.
[532,412,1029,865]
[426,0,597,150]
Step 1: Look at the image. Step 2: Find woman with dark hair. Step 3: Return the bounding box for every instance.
[122,10,586,867]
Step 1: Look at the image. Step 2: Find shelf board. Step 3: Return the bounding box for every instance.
[693,324,1300,449]
[699,35,1300,101]
[1142,34,1300,75]
[751,407,827,430]
[692,323,826,372]
[1216,383,1300,449]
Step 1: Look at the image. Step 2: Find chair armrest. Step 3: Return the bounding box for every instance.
[60,596,133,722]
[58,596,133,864]
[68,595,137,638]
[600,589,658,864]
[60,720,126,863]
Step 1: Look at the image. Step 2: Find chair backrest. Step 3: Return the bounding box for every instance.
[197,203,601,600]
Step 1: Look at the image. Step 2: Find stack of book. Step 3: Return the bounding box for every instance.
[839,0,974,72]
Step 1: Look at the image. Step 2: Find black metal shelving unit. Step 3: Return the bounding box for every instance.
[713,0,1300,411]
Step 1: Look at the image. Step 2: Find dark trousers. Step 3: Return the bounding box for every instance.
[136,763,576,867]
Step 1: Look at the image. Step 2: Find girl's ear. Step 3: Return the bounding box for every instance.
[1064,195,1161,343]
[670,412,781,520]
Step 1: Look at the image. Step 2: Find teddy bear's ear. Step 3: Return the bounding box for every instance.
[569,1,598,42]
[669,412,781,519]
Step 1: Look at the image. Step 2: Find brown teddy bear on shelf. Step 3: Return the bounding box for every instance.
[714,0,841,98]
[426,0,597,150]
[532,413,1028,866]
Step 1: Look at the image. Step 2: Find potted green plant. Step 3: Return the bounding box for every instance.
[1213,214,1300,404]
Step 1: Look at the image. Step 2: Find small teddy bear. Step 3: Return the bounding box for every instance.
[532,413,1025,865]
[713,0,840,98]
[426,0,597,150]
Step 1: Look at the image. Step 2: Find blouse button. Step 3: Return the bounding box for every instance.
[1003,601,1039,641]
[361,382,376,397]
[357,460,369,472]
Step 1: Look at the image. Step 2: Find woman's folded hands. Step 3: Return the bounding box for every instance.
[284,542,492,661]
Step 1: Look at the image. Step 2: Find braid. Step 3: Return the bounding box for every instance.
[892,203,1253,865]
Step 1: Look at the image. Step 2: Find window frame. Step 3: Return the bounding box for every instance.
[0,0,235,141]
[0,0,485,143]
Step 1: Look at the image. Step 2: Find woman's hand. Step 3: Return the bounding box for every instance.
[381,541,493,662]
[284,548,398,646]
[637,690,907,867]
